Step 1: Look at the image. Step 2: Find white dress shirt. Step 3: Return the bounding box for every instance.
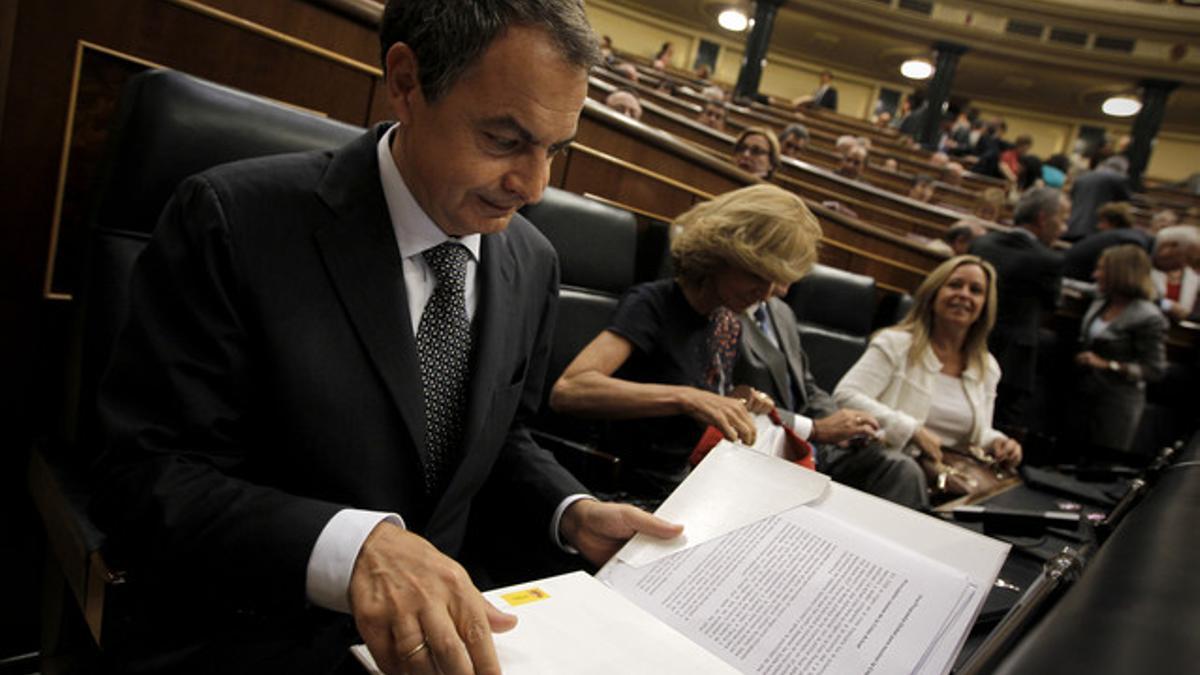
[305,126,588,613]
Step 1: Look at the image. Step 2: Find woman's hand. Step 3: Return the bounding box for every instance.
[1074,350,1106,370]
[728,385,775,415]
[990,437,1023,467]
[911,426,943,463]
[679,388,757,444]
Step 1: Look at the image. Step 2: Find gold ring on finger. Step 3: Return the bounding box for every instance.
[401,639,428,661]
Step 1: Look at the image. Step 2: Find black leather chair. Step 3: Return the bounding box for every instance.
[783,264,877,392]
[30,69,364,655]
[520,188,639,490]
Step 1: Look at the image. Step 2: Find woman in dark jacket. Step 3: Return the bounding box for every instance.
[1072,245,1168,454]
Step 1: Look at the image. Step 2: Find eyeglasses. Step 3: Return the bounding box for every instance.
[734,143,770,158]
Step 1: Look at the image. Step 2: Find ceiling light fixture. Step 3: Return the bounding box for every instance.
[1102,96,1141,117]
[718,9,749,32]
[900,58,934,80]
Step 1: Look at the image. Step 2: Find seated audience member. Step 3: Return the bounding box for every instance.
[1070,245,1167,455]
[874,111,893,128]
[605,89,642,120]
[695,63,712,81]
[551,185,923,507]
[1017,154,1044,193]
[1151,225,1200,321]
[999,135,1033,185]
[654,78,677,97]
[698,99,727,132]
[835,134,859,157]
[942,161,965,187]
[701,84,726,102]
[973,187,1005,222]
[733,127,780,179]
[928,219,987,256]
[1063,202,1151,280]
[883,158,899,173]
[795,69,838,111]
[836,145,869,183]
[779,123,810,158]
[612,61,639,83]
[835,256,1023,493]
[600,35,614,64]
[909,174,936,203]
[929,152,950,169]
[1042,153,1070,189]
[1150,208,1178,234]
[652,41,673,70]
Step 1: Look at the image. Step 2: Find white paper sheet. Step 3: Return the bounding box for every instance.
[618,440,830,567]
[351,571,738,675]
[601,506,972,675]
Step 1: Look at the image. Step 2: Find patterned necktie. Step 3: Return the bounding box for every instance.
[704,307,741,393]
[416,242,472,494]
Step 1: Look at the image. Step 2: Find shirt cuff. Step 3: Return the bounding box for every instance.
[551,493,596,554]
[306,509,405,614]
[792,414,814,441]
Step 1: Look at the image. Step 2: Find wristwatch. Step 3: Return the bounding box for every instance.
[1108,360,1120,373]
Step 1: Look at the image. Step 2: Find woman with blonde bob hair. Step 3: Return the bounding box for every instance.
[550,185,832,499]
[1070,245,1167,454]
[835,255,1023,473]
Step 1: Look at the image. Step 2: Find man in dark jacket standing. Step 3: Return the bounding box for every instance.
[1064,155,1131,241]
[970,187,1068,429]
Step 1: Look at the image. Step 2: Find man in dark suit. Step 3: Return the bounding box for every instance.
[970,187,1068,429]
[92,2,679,673]
[1064,155,1131,241]
[734,299,928,509]
[1062,202,1152,280]
[797,70,839,111]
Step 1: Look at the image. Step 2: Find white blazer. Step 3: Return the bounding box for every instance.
[1151,266,1199,316]
[833,329,1007,453]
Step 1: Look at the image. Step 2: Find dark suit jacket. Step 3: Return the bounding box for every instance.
[1076,298,1168,450]
[92,126,584,667]
[1065,169,1131,241]
[814,85,838,111]
[1063,228,1153,280]
[733,298,838,424]
[970,229,1064,392]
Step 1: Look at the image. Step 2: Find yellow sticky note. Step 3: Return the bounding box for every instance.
[500,587,551,607]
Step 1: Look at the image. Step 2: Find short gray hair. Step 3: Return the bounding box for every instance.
[781,124,809,143]
[380,0,601,102]
[1099,155,1129,174]
[1013,187,1062,226]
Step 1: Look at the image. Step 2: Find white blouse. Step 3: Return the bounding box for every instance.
[924,373,974,449]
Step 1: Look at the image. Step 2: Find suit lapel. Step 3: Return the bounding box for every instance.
[768,301,806,409]
[313,126,428,461]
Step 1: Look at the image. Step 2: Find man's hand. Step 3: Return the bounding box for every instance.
[350,522,515,675]
[1074,350,1106,370]
[728,385,775,415]
[811,409,879,444]
[560,500,684,567]
[679,387,757,444]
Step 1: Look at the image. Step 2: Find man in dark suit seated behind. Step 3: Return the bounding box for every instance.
[970,187,1068,429]
[91,2,680,673]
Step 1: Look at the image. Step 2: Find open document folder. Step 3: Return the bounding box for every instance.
[354,442,1009,675]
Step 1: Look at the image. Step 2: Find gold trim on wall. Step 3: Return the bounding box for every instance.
[164,0,382,77]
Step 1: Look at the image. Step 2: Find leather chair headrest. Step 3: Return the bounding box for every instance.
[91,69,363,236]
[520,188,637,294]
[785,264,877,336]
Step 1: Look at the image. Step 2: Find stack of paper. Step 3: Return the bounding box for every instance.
[354,442,1009,674]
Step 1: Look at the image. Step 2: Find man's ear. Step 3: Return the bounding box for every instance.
[384,42,421,125]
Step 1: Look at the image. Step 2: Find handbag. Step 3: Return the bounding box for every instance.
[916,445,1020,505]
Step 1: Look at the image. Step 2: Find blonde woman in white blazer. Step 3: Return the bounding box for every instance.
[835,256,1023,466]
